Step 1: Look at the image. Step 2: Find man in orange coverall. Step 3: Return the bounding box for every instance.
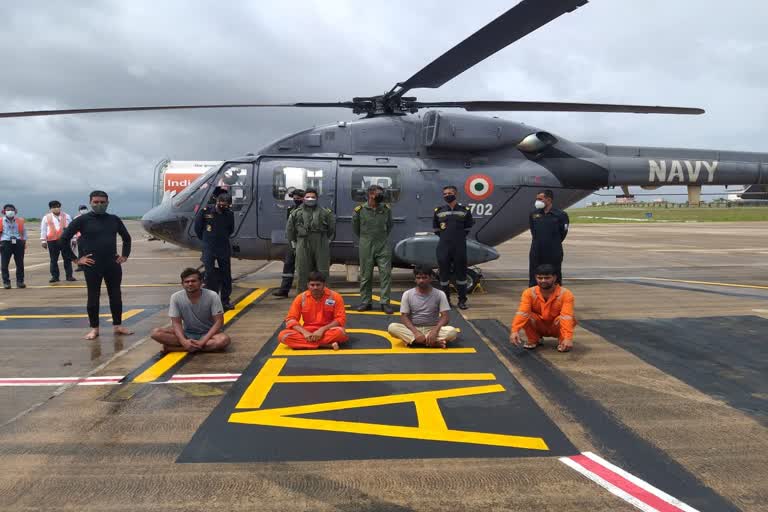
[509,264,575,353]
[278,271,349,350]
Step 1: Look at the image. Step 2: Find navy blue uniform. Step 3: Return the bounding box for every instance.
[194,206,235,304]
[276,204,299,294]
[433,203,474,303]
[528,207,569,286]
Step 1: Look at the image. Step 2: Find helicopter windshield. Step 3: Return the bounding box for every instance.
[172,165,220,208]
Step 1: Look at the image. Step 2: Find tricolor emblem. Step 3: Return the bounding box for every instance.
[465,174,494,200]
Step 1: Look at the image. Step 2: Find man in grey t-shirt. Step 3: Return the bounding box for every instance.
[150,268,231,352]
[387,266,458,348]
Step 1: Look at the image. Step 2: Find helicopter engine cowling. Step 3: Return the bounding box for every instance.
[422,111,532,151]
[393,234,499,268]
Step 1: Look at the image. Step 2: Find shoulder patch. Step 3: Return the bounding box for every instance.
[384,203,390,209]
[325,208,332,213]
[354,205,362,212]
[465,206,471,211]
[434,207,440,212]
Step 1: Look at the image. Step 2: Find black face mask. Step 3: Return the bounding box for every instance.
[293,199,303,206]
[373,193,384,203]
[444,194,456,203]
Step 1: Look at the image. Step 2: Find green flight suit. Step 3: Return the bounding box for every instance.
[286,204,335,292]
[352,202,393,305]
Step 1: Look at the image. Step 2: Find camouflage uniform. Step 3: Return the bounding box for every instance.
[286,204,335,291]
[352,202,393,306]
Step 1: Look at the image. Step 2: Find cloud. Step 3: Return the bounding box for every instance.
[1,0,767,216]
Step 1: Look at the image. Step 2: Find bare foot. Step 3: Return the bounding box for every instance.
[331,342,339,351]
[113,326,134,336]
[84,329,99,340]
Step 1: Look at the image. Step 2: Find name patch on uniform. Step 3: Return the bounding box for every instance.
[532,214,542,219]
[325,299,336,306]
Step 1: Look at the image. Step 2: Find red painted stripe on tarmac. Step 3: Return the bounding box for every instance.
[567,454,690,512]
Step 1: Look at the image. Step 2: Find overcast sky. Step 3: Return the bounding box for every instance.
[2,0,767,216]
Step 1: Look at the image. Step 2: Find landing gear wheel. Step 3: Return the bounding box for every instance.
[466,267,483,294]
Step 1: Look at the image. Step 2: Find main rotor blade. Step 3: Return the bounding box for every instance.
[397,0,588,95]
[0,102,356,119]
[416,101,705,115]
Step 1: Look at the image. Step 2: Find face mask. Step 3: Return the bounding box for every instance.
[4,210,15,219]
[534,200,546,210]
[304,198,317,207]
[444,194,456,203]
[373,193,384,204]
[79,209,88,215]
[293,198,303,206]
[51,208,61,215]
[91,203,108,214]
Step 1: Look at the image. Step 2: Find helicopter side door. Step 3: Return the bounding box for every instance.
[335,160,410,262]
[256,158,337,245]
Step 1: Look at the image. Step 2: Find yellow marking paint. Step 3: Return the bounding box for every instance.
[230,383,547,450]
[133,288,267,383]
[133,352,187,383]
[236,358,286,409]
[277,373,495,383]
[0,308,143,321]
[341,293,401,305]
[224,288,268,323]
[272,327,476,356]
[634,277,768,290]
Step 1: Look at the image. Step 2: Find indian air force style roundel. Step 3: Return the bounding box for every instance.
[465,174,494,200]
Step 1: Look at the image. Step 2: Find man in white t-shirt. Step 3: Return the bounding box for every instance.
[387,266,458,348]
[150,268,231,352]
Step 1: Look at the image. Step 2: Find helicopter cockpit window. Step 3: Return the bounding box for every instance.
[172,166,219,208]
[211,163,253,212]
[273,166,324,200]
[350,169,401,203]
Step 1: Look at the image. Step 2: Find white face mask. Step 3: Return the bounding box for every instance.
[4,210,15,219]
[534,200,546,210]
[79,209,88,215]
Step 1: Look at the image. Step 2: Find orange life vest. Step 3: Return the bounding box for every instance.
[0,217,25,237]
[43,213,68,241]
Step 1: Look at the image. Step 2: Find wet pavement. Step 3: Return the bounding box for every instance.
[0,221,767,511]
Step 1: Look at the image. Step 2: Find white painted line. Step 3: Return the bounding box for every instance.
[561,452,699,512]
[0,373,241,387]
[582,452,699,512]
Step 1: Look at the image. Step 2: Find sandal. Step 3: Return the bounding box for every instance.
[522,341,540,350]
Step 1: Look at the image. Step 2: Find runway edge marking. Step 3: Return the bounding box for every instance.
[561,452,700,512]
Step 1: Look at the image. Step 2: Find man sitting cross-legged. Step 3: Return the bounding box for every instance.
[278,271,349,350]
[509,263,576,353]
[387,266,458,349]
[150,267,231,352]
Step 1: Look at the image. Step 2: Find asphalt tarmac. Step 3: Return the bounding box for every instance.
[0,221,766,511]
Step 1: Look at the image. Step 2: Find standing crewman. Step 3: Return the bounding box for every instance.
[528,189,569,286]
[286,187,335,292]
[40,200,75,283]
[0,204,27,289]
[433,185,474,310]
[194,192,235,311]
[60,190,133,340]
[73,204,89,272]
[272,188,305,297]
[352,184,394,313]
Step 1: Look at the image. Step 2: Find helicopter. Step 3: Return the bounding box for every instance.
[3,0,767,291]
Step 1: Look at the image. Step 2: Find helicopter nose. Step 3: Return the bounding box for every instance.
[141,202,186,242]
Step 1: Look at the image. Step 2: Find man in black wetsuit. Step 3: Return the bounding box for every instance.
[61,190,133,340]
